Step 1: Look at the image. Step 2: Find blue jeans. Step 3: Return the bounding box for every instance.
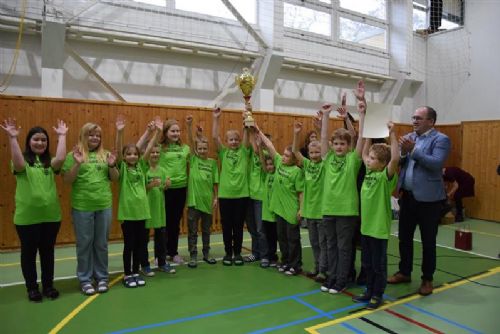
[245,199,267,259]
[72,208,111,284]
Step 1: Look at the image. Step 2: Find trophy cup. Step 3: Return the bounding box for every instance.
[236,68,256,128]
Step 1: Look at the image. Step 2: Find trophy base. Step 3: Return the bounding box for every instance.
[244,118,255,128]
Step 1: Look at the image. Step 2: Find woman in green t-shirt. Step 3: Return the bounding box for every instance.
[2,118,68,302]
[62,122,118,296]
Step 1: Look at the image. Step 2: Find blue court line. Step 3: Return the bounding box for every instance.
[341,322,366,334]
[107,289,321,334]
[403,303,484,334]
[291,296,334,319]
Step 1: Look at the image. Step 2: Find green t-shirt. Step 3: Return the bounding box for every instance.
[187,155,219,214]
[262,172,276,223]
[360,168,398,239]
[301,158,325,220]
[218,145,250,199]
[321,150,362,216]
[248,149,265,201]
[269,155,304,225]
[159,143,189,189]
[12,158,61,225]
[117,160,151,221]
[145,165,168,229]
[62,151,112,211]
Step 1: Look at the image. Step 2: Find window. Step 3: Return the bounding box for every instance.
[339,17,386,49]
[284,2,331,37]
[412,0,464,31]
[175,0,256,24]
[340,0,386,20]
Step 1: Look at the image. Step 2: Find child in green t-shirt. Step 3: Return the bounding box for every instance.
[186,116,219,268]
[138,119,176,276]
[292,119,327,282]
[2,118,68,302]
[116,116,152,288]
[254,133,278,268]
[320,82,366,294]
[212,106,251,266]
[256,124,305,276]
[352,121,399,310]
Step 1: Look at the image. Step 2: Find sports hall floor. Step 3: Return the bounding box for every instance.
[1,219,499,334]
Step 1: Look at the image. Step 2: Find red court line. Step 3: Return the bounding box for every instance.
[384,309,445,334]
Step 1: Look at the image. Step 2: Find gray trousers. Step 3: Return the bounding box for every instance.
[306,218,328,274]
[245,199,268,259]
[323,215,357,288]
[187,207,212,258]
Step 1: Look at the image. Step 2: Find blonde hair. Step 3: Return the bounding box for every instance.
[370,143,391,166]
[78,123,107,163]
[196,136,209,148]
[308,140,321,151]
[284,145,297,165]
[331,128,352,145]
[161,119,182,145]
[225,130,240,140]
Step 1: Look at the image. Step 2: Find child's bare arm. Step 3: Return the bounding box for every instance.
[292,120,305,167]
[387,122,400,179]
[115,115,125,164]
[255,124,276,159]
[212,107,222,152]
[320,104,333,158]
[1,118,25,172]
[354,100,366,157]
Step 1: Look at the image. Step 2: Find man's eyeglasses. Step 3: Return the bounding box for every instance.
[411,116,430,121]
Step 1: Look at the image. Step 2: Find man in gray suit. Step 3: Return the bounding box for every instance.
[388,106,451,296]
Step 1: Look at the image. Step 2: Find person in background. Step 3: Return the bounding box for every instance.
[2,118,67,302]
[442,166,475,222]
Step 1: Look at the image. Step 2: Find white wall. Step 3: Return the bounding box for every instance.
[422,0,500,123]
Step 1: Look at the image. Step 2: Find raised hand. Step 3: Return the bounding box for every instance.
[116,115,126,131]
[196,125,203,138]
[53,119,68,136]
[353,80,365,101]
[321,103,333,114]
[213,107,221,119]
[154,116,163,132]
[146,120,155,133]
[357,99,367,116]
[73,146,84,165]
[293,120,303,134]
[186,115,193,126]
[0,118,20,138]
[387,121,395,133]
[313,110,323,130]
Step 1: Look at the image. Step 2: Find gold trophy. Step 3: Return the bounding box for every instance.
[236,68,256,128]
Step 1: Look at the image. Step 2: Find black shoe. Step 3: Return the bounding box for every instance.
[28,289,43,303]
[352,292,371,303]
[43,287,59,300]
[366,296,383,309]
[222,255,233,266]
[233,254,244,266]
[455,215,464,222]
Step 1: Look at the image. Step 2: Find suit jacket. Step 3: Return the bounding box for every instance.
[398,129,451,202]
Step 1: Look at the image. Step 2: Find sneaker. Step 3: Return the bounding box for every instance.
[314,273,327,283]
[123,276,137,288]
[133,274,146,287]
[203,257,217,265]
[172,255,184,264]
[158,263,176,274]
[285,268,300,276]
[328,285,346,294]
[278,264,289,273]
[233,254,244,266]
[81,283,97,295]
[306,270,319,278]
[244,254,258,262]
[366,296,383,309]
[320,285,330,292]
[352,292,371,303]
[96,281,109,293]
[141,266,155,277]
[28,288,43,302]
[269,261,278,268]
[42,287,59,300]
[260,259,270,268]
[188,259,198,268]
[222,255,233,266]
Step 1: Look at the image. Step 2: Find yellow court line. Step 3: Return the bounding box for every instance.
[305,266,500,334]
[48,274,124,334]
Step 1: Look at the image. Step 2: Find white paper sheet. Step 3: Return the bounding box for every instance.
[362,102,392,139]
